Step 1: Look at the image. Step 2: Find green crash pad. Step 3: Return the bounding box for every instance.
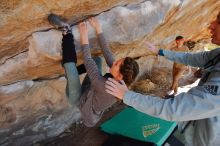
[100,107,177,146]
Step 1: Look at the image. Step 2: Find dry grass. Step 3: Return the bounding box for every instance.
[131,67,172,97]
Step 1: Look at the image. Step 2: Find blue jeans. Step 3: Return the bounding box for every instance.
[64,57,102,105]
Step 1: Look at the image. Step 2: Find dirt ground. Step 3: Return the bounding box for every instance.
[37,102,126,146]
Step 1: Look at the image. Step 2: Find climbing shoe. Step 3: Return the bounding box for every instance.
[48,13,71,34]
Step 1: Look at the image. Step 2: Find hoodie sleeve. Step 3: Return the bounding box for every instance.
[97,33,115,67]
[123,75,220,122]
[161,48,220,68]
[81,44,102,82]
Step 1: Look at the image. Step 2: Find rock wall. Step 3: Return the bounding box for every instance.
[0,0,220,145]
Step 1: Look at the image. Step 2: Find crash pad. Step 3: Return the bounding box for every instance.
[100,107,177,146]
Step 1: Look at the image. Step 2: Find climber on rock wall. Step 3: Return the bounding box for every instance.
[48,14,139,127]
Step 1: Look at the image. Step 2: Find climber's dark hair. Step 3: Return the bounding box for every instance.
[119,57,139,86]
[176,36,184,40]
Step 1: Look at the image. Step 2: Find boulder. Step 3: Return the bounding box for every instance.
[0,0,220,145]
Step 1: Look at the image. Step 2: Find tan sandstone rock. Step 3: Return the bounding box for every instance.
[0,0,220,145]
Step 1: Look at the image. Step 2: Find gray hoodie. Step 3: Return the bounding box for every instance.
[123,48,220,146]
[80,33,117,127]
